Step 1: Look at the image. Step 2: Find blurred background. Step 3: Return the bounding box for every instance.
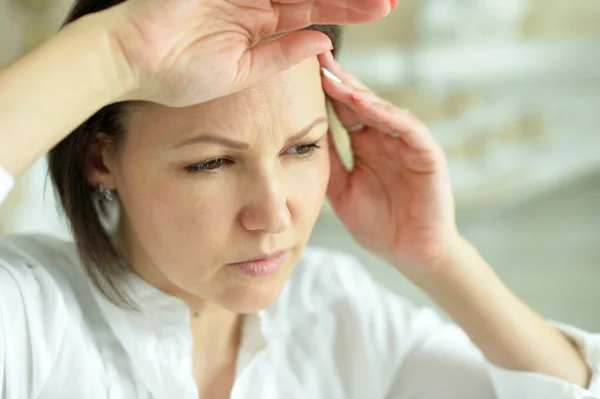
[1,0,599,329]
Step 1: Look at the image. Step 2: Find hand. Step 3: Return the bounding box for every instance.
[99,0,393,107]
[321,55,593,388]
[319,52,460,279]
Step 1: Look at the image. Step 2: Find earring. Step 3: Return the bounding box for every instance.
[93,184,114,203]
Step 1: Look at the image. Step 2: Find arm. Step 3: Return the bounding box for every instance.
[0,0,392,180]
[319,50,598,396]
[321,251,598,399]
[0,11,131,178]
[415,236,590,386]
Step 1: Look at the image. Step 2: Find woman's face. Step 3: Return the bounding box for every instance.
[97,58,330,313]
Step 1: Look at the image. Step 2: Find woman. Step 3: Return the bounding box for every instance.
[0,0,598,397]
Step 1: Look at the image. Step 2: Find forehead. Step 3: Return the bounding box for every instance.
[128,58,326,142]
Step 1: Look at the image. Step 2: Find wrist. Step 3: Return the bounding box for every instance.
[422,238,499,296]
[413,239,590,385]
[65,8,139,104]
[390,233,486,290]
[427,235,480,276]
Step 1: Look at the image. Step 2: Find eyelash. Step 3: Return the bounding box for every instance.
[184,142,322,174]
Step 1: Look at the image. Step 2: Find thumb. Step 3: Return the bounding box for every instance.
[326,133,350,205]
[243,30,332,86]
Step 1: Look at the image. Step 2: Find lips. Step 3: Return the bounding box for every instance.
[235,250,285,264]
[230,251,288,277]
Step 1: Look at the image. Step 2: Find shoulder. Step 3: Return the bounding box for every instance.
[274,246,418,332]
[0,233,84,309]
[0,233,96,331]
[0,234,84,394]
[286,246,377,303]
[0,232,87,321]
[0,233,91,341]
[0,232,79,267]
[281,246,406,309]
[265,246,426,396]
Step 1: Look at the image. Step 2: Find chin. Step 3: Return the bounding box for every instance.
[219,248,301,313]
[219,276,290,314]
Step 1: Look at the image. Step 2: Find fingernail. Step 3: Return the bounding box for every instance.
[390,0,397,10]
[345,123,366,132]
[352,91,381,106]
[321,67,342,84]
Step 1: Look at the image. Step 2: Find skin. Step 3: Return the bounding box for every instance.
[89,58,330,396]
[319,51,591,387]
[0,0,392,178]
[0,0,391,396]
[87,52,590,395]
[96,58,329,313]
[0,0,591,397]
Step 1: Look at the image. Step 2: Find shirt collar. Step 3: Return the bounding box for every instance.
[89,270,197,397]
[87,265,293,395]
[87,266,283,355]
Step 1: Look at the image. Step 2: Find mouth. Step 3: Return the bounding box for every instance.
[229,250,288,277]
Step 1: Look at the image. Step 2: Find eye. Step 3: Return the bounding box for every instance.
[185,158,232,174]
[285,143,322,157]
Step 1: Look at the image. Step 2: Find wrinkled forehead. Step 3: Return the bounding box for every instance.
[128,58,326,144]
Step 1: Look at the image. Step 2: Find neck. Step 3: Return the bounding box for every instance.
[189,303,242,366]
[115,221,243,376]
[189,303,242,396]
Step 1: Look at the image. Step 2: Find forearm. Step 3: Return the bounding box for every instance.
[0,9,133,178]
[415,237,591,387]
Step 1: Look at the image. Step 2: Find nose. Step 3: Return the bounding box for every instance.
[239,174,291,234]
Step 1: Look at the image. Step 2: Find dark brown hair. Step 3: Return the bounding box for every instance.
[48,0,342,307]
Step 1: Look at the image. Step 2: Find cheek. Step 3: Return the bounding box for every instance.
[287,154,330,222]
[144,179,230,236]
[115,149,329,246]
[117,161,232,253]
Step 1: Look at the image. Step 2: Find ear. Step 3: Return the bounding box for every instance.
[86,134,116,190]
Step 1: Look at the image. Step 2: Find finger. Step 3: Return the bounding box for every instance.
[319,55,423,140]
[243,30,332,86]
[320,67,381,131]
[273,0,391,33]
[331,98,363,129]
[321,66,355,104]
[326,133,350,204]
[318,51,370,91]
[351,90,437,151]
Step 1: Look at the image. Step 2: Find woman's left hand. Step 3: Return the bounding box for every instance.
[319,54,594,387]
[319,51,461,279]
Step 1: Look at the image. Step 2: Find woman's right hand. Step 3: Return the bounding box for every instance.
[102,0,393,107]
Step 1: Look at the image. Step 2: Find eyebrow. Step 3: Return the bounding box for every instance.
[173,117,329,150]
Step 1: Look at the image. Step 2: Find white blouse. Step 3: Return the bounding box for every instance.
[0,167,599,399]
